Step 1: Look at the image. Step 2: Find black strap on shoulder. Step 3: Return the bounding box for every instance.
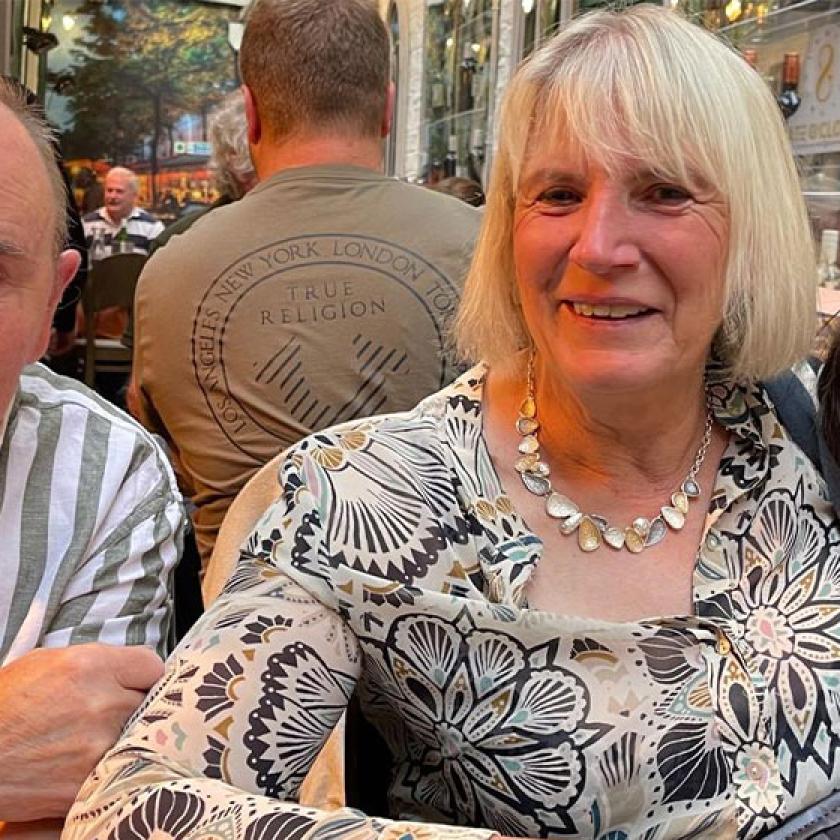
[763,370,822,467]
[763,367,840,518]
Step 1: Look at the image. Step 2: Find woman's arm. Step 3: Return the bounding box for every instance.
[63,554,495,840]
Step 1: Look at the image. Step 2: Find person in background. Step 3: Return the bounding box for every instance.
[65,5,840,839]
[80,166,163,347]
[815,328,840,486]
[130,0,481,567]
[82,166,163,255]
[0,79,184,836]
[430,175,486,207]
[147,90,258,259]
[48,160,88,364]
[79,168,104,215]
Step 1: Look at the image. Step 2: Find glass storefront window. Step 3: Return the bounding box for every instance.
[421,0,494,185]
[386,1,400,175]
[710,1,840,289]
[520,0,553,59]
[522,1,538,57]
[672,0,800,38]
[540,0,561,39]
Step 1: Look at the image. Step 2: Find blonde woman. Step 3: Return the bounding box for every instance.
[66,5,836,839]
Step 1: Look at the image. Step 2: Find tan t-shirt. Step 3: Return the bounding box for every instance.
[133,164,481,565]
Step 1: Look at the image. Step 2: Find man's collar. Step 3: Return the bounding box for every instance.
[98,206,139,226]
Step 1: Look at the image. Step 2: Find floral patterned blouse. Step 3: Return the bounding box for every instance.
[65,365,840,840]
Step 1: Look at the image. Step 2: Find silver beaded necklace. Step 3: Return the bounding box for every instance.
[514,353,713,554]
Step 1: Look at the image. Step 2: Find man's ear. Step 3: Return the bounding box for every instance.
[54,248,81,307]
[31,248,81,361]
[381,82,395,139]
[242,84,262,146]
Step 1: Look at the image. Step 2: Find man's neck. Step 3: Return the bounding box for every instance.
[103,207,131,226]
[252,132,385,181]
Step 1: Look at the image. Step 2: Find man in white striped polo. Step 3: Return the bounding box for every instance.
[81,166,164,255]
[0,80,185,830]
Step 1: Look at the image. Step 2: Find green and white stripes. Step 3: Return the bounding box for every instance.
[0,364,184,665]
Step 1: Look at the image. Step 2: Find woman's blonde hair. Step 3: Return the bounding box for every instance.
[455,4,816,383]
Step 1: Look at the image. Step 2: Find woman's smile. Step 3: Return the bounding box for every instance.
[559,298,659,325]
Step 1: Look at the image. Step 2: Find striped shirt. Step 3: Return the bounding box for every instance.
[82,207,165,255]
[0,364,184,665]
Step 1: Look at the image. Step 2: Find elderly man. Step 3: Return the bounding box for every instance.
[0,79,183,832]
[132,0,481,565]
[82,166,164,254]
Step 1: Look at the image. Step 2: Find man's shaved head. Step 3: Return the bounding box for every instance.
[0,82,80,420]
[0,78,66,254]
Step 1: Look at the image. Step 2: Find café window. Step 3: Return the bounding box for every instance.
[520,0,561,58]
[421,0,494,185]
[708,0,840,290]
[41,0,241,224]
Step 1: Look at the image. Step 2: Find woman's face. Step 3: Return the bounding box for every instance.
[513,139,729,398]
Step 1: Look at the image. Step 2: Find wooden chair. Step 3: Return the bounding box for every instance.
[77,252,146,387]
[204,453,346,811]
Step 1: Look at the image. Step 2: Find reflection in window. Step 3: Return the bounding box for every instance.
[44,0,240,220]
[521,0,558,59]
[422,0,493,186]
[522,0,537,58]
[386,1,400,175]
[540,0,561,40]
[673,0,775,33]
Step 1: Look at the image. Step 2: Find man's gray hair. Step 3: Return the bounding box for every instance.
[106,165,139,194]
[209,91,256,200]
[0,77,68,254]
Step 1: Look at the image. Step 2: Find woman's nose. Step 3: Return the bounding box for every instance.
[568,190,641,276]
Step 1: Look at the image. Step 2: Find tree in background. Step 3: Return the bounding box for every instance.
[61,0,239,204]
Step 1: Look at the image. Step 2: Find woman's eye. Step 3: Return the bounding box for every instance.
[648,184,693,205]
[536,188,581,206]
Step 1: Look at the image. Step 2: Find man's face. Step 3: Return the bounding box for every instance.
[104,170,136,222]
[0,104,76,420]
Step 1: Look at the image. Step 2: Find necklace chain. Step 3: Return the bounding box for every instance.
[516,353,714,554]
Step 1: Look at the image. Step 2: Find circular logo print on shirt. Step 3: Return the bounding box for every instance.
[192,233,460,458]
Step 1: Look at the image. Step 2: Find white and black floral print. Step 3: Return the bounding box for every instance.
[66,365,840,840]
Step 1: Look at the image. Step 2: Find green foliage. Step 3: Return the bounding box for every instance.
[62,0,238,169]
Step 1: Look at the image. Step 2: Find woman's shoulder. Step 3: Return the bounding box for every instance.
[240,364,495,601]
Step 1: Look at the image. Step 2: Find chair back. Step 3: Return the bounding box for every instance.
[204,451,346,812]
[81,253,146,387]
[83,252,147,313]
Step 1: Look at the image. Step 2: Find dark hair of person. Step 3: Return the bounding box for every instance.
[429,176,485,207]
